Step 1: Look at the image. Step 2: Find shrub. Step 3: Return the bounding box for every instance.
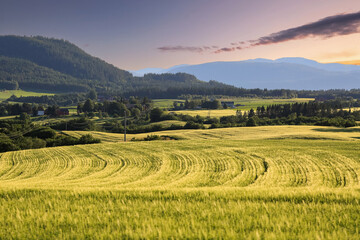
[25,127,56,139]
[78,134,101,144]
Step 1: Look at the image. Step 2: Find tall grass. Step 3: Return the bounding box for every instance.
[0,126,359,238]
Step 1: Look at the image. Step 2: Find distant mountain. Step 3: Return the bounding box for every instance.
[336,60,360,66]
[273,58,360,72]
[130,64,190,77]
[132,58,360,90]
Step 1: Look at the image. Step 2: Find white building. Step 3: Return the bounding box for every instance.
[37,110,45,116]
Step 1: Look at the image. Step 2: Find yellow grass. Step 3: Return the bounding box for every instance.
[64,125,360,142]
[169,109,237,117]
[1,125,360,238]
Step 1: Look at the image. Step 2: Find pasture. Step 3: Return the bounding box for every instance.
[224,97,314,111]
[169,108,238,117]
[167,97,314,117]
[0,90,54,101]
[0,125,360,239]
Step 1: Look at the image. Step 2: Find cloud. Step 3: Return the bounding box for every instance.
[158,11,360,54]
[214,47,242,54]
[157,45,210,53]
[251,11,360,46]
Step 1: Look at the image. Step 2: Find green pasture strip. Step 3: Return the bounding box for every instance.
[0,90,54,101]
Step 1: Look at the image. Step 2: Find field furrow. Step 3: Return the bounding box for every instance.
[1,139,359,190]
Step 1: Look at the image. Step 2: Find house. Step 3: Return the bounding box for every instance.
[56,109,69,116]
[221,101,235,108]
[37,110,45,116]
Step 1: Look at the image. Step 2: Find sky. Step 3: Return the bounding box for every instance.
[1,0,360,70]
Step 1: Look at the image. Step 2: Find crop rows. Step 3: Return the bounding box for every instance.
[1,139,359,190]
[1,133,360,239]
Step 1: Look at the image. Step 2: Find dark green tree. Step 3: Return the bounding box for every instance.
[150,108,163,122]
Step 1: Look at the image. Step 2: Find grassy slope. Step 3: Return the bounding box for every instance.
[169,108,238,117]
[64,125,360,142]
[153,99,184,108]
[1,126,360,239]
[166,98,314,116]
[0,90,54,101]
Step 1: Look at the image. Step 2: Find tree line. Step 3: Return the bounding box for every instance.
[0,115,100,153]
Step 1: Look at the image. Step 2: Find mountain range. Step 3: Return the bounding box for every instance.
[131,58,360,90]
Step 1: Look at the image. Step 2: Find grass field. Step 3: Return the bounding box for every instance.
[166,98,314,117]
[226,97,314,111]
[64,125,360,142]
[1,125,360,238]
[169,108,238,117]
[153,99,184,109]
[0,90,54,101]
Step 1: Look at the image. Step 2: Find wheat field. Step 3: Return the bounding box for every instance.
[1,126,360,239]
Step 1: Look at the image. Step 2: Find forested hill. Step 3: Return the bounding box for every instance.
[0,35,131,83]
[0,56,89,92]
[0,35,240,97]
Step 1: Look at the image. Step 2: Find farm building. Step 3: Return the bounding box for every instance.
[37,110,45,116]
[221,101,235,108]
[56,109,69,116]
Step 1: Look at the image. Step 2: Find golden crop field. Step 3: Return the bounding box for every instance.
[167,98,314,117]
[64,125,360,142]
[163,98,314,117]
[169,109,238,117]
[1,126,360,239]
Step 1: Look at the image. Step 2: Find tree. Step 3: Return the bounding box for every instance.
[150,108,163,122]
[0,134,19,152]
[210,100,221,109]
[45,105,60,117]
[19,112,30,122]
[83,99,95,112]
[88,89,97,100]
[246,117,257,127]
[131,108,141,119]
[248,108,255,118]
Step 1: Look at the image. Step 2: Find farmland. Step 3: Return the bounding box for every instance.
[169,108,238,117]
[0,90,54,101]
[167,98,314,117]
[1,126,360,239]
[64,125,360,142]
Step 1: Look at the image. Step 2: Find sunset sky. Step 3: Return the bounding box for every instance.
[1,0,360,70]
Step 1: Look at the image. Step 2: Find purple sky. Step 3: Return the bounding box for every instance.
[1,0,360,70]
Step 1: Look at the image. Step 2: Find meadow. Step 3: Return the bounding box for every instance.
[0,90,54,101]
[167,97,314,117]
[1,125,360,239]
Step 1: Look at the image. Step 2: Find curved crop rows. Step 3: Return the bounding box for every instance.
[0,139,359,190]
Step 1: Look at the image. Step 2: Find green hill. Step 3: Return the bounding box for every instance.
[0,56,89,92]
[0,35,131,84]
[0,35,237,96]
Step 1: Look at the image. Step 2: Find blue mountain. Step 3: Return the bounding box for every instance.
[131,58,360,90]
